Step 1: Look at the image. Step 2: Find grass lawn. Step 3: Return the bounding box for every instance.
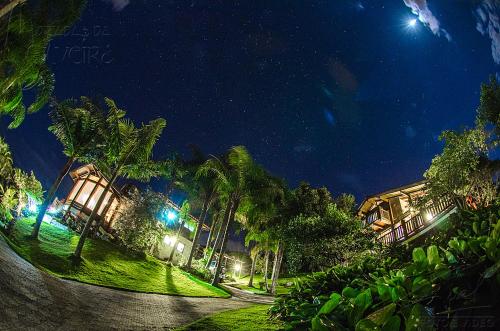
[230,274,298,296]
[175,305,283,331]
[4,218,229,298]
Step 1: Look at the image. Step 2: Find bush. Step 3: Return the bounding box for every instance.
[271,206,500,330]
[114,190,168,254]
[182,259,212,282]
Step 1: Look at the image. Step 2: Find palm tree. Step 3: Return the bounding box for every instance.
[168,200,190,262]
[73,98,166,259]
[244,230,271,288]
[31,97,102,239]
[0,0,85,128]
[199,146,282,285]
[184,148,218,268]
[0,1,26,20]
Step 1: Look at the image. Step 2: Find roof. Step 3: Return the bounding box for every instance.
[357,180,427,215]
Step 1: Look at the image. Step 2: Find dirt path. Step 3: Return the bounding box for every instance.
[0,235,251,330]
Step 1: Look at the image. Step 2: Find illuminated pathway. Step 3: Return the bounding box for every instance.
[0,236,253,330]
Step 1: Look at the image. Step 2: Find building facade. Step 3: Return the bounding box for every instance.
[358,181,456,245]
[63,164,208,264]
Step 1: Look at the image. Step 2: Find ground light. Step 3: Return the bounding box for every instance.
[233,262,242,278]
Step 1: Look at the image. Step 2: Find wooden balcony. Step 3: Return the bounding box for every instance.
[365,207,391,229]
[379,197,455,245]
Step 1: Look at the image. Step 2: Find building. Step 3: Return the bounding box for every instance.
[63,164,122,231]
[63,164,208,264]
[358,180,456,245]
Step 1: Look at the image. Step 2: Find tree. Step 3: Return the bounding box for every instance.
[5,168,42,234]
[0,0,85,128]
[477,76,500,139]
[31,97,102,239]
[199,146,280,285]
[168,200,190,262]
[424,128,496,208]
[0,136,13,181]
[335,193,356,215]
[73,98,166,260]
[114,189,168,254]
[245,230,275,289]
[185,149,218,268]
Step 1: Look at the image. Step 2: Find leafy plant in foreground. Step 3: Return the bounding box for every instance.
[271,207,500,330]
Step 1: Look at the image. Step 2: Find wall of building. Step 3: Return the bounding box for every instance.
[155,235,193,265]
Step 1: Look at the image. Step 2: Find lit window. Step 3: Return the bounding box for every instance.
[163,235,175,246]
[176,242,185,253]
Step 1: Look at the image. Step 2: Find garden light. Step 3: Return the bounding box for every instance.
[425,212,433,222]
[167,210,177,221]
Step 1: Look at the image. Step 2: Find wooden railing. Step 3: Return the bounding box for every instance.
[378,197,454,245]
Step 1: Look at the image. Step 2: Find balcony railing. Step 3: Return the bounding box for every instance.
[366,207,391,226]
[378,197,454,245]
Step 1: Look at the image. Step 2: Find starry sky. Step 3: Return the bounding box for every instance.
[3,0,499,202]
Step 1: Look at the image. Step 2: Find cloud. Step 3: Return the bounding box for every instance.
[403,0,451,41]
[103,0,130,11]
[475,0,500,64]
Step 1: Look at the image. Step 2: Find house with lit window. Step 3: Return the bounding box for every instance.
[63,164,122,231]
[63,164,208,265]
[358,180,457,245]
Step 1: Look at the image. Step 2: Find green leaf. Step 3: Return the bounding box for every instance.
[366,303,396,326]
[405,304,434,331]
[355,319,381,331]
[484,261,500,279]
[427,245,440,267]
[443,249,457,264]
[311,316,333,331]
[354,289,373,312]
[473,221,479,234]
[318,293,341,315]
[377,284,392,301]
[342,286,359,299]
[411,277,432,298]
[412,247,427,265]
[382,315,401,331]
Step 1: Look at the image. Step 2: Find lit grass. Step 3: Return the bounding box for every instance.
[5,218,229,298]
[230,274,297,296]
[175,305,283,331]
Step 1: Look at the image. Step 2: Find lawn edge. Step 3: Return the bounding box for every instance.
[0,230,231,299]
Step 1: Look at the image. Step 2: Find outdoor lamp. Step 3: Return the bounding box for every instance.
[167,210,177,221]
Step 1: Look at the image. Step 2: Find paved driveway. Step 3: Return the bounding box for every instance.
[0,236,252,330]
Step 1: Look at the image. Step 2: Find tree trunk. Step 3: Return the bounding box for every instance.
[270,241,284,295]
[73,170,118,260]
[32,157,75,239]
[211,202,236,286]
[205,213,217,252]
[168,219,185,262]
[263,250,270,292]
[186,198,209,268]
[205,201,231,268]
[0,0,26,20]
[248,253,257,287]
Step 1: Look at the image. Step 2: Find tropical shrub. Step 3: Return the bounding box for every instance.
[114,190,168,254]
[271,207,500,330]
[282,203,379,273]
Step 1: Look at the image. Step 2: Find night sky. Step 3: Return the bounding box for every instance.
[3,0,499,203]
